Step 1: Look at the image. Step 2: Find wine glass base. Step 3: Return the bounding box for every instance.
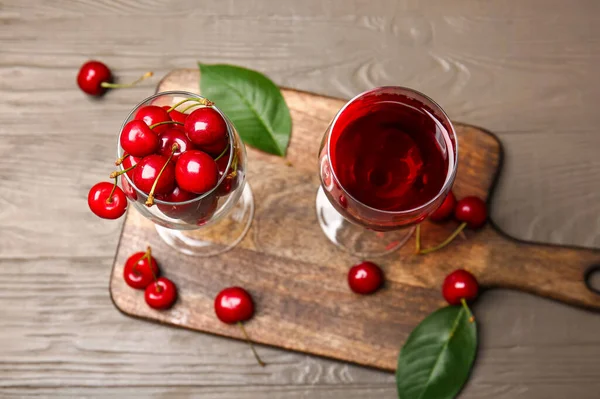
[155,184,254,257]
[316,187,415,257]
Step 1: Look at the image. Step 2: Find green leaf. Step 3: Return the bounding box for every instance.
[198,63,292,156]
[396,306,477,399]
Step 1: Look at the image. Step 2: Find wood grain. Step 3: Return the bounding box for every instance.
[2,0,600,397]
[107,69,600,371]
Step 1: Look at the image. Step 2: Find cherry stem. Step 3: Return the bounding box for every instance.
[146,246,159,282]
[110,164,136,179]
[214,142,230,161]
[180,103,203,113]
[145,144,178,207]
[101,72,153,89]
[144,246,161,291]
[237,322,266,367]
[115,153,129,166]
[418,222,467,255]
[459,230,468,241]
[149,120,184,130]
[415,224,422,254]
[229,151,239,177]
[167,98,214,113]
[105,177,119,204]
[132,246,148,274]
[461,298,475,323]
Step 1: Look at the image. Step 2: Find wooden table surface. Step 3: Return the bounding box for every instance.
[1,1,599,398]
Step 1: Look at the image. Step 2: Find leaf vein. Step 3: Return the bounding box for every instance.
[415,306,466,399]
[203,67,283,156]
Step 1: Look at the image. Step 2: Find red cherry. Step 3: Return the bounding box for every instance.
[158,185,197,202]
[135,105,172,134]
[120,120,159,157]
[198,136,228,156]
[217,175,235,196]
[88,182,127,219]
[191,196,219,225]
[175,150,219,194]
[419,195,487,255]
[120,176,138,201]
[430,191,456,222]
[214,287,254,324]
[442,269,479,305]
[216,154,240,196]
[348,261,384,295]
[145,277,177,310]
[216,152,230,176]
[121,154,141,179]
[123,251,159,290]
[162,105,188,124]
[455,196,487,229]
[156,185,197,217]
[77,61,152,96]
[165,193,218,225]
[214,286,265,366]
[133,155,176,195]
[77,61,112,96]
[158,128,193,161]
[184,107,228,146]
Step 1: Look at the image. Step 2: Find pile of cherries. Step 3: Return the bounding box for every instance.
[88,98,236,222]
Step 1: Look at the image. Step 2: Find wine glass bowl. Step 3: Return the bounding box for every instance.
[316,86,457,255]
[118,91,253,256]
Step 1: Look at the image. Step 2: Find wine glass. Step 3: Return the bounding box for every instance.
[316,86,458,257]
[118,91,254,257]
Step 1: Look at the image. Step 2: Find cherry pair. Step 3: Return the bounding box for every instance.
[123,246,177,310]
[416,192,488,254]
[429,192,487,228]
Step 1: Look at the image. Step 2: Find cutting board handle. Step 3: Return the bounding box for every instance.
[481,228,600,310]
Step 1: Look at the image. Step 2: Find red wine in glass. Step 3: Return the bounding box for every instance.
[331,94,450,212]
[317,86,457,254]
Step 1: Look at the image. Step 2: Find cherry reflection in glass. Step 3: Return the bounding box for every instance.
[118,91,253,257]
[316,86,458,256]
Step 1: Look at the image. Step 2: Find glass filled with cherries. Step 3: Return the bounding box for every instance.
[114,91,253,256]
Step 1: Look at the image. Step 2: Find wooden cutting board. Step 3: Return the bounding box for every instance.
[109,69,600,371]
